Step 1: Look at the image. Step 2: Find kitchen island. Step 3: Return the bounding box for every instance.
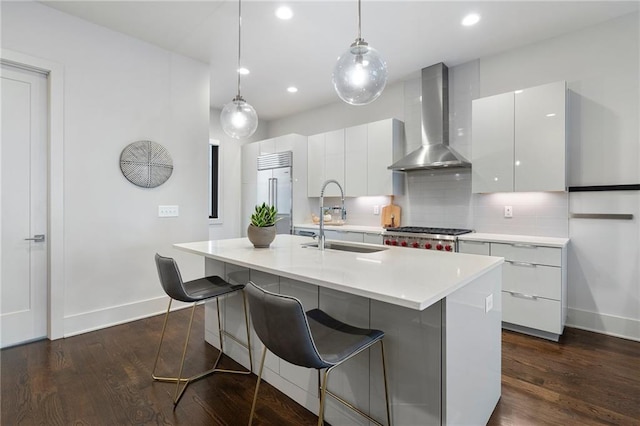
[174,234,503,425]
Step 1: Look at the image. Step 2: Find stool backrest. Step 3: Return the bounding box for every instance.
[244,282,328,369]
[155,253,191,303]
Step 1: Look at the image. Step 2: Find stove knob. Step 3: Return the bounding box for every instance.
[384,239,391,245]
[401,241,408,247]
[412,242,419,248]
[425,243,432,249]
[436,244,443,250]
[391,240,398,246]
[445,245,452,252]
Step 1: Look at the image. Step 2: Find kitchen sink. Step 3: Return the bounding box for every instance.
[301,241,388,253]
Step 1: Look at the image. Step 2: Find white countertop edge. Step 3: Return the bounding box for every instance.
[294,223,385,233]
[459,232,569,247]
[174,238,504,311]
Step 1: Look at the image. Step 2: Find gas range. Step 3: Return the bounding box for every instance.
[382,226,473,252]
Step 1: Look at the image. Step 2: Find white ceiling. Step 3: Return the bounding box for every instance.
[42,1,638,121]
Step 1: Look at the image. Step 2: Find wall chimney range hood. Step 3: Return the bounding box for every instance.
[388,63,471,171]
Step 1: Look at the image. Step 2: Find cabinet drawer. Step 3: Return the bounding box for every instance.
[363,233,383,245]
[491,243,561,266]
[459,240,490,255]
[502,291,562,334]
[503,262,561,300]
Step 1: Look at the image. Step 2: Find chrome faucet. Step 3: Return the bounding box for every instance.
[318,179,346,251]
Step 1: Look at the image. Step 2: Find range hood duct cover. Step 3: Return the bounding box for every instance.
[388,63,471,171]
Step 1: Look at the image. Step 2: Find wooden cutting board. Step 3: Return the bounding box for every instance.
[381,196,401,228]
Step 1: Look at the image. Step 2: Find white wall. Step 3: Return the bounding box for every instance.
[2,2,210,336]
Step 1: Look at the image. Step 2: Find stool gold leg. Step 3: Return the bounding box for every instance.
[172,302,198,406]
[381,340,392,426]
[242,291,253,373]
[318,369,330,426]
[249,346,267,425]
[151,299,173,380]
[152,292,253,407]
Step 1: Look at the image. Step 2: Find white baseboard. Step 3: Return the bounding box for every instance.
[63,296,191,338]
[566,307,640,342]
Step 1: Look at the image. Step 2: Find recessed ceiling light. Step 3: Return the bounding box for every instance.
[238,67,250,75]
[275,6,293,20]
[287,86,298,93]
[546,113,557,117]
[515,89,524,94]
[461,13,481,27]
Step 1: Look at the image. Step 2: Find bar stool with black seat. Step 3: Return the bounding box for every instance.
[244,281,391,426]
[152,253,253,406]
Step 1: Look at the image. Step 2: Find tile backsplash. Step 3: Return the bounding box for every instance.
[332,169,569,237]
[398,170,569,237]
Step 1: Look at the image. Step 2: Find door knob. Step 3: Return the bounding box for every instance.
[24,234,45,242]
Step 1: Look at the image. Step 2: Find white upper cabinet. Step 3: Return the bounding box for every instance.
[307,133,326,197]
[471,92,515,193]
[514,81,566,192]
[308,118,404,197]
[324,129,345,197]
[367,118,404,196]
[259,137,276,154]
[307,130,345,197]
[345,124,368,196]
[472,81,566,193]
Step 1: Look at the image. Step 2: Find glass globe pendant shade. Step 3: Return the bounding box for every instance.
[332,40,388,105]
[220,96,258,139]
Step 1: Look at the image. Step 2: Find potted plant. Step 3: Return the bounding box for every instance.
[247,202,279,248]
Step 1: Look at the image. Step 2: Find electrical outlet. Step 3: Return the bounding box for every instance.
[373,205,380,215]
[485,294,494,313]
[504,205,513,218]
[158,205,179,217]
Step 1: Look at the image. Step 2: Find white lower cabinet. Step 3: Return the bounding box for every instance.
[459,239,567,341]
[363,233,383,245]
[319,288,372,425]
[458,240,490,255]
[294,227,384,245]
[279,278,319,398]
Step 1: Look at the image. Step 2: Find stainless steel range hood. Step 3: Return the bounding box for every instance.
[388,63,471,171]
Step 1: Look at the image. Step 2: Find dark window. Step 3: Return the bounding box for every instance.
[209,143,219,219]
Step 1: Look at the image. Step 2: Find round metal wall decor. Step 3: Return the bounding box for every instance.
[120,140,173,188]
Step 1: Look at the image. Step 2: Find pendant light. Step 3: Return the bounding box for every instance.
[220,0,258,139]
[332,0,387,105]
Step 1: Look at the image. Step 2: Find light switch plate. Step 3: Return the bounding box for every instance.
[158,205,179,217]
[504,206,513,218]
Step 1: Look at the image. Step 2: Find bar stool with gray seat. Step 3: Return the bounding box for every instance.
[152,253,253,406]
[245,281,391,426]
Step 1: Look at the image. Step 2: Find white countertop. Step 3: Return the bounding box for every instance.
[294,223,385,233]
[459,232,569,247]
[174,234,503,311]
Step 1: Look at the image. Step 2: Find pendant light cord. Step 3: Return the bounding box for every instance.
[236,0,242,98]
[356,0,362,42]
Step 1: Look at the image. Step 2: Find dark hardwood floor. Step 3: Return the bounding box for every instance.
[2,306,639,425]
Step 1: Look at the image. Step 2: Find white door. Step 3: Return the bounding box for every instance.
[1,63,48,348]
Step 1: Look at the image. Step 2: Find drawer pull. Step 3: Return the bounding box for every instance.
[463,240,486,245]
[508,291,538,300]
[507,260,537,268]
[512,243,536,249]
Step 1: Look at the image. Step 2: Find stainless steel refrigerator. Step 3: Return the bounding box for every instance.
[257,151,292,234]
